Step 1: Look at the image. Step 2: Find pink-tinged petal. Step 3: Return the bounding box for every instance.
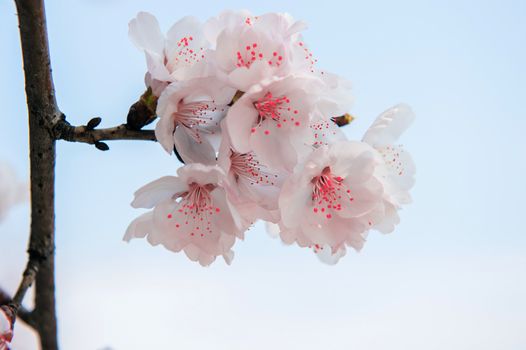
[363,104,415,146]
[216,125,233,173]
[123,212,154,241]
[154,111,176,154]
[328,141,377,182]
[131,176,186,209]
[165,17,210,80]
[228,59,273,91]
[176,164,225,186]
[255,12,307,38]
[378,145,416,193]
[152,194,237,261]
[145,74,169,97]
[223,249,235,265]
[315,71,354,117]
[185,233,236,267]
[224,96,259,153]
[128,12,164,56]
[166,16,207,52]
[373,201,400,234]
[279,226,312,247]
[310,115,347,148]
[249,119,298,172]
[279,175,312,228]
[151,199,184,250]
[338,177,384,218]
[203,10,251,45]
[210,187,246,237]
[183,244,217,266]
[144,51,172,83]
[173,127,217,165]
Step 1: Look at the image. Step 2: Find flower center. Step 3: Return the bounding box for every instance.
[311,167,353,219]
[236,42,283,68]
[173,101,223,143]
[230,150,277,186]
[251,92,301,134]
[165,35,205,72]
[166,183,221,237]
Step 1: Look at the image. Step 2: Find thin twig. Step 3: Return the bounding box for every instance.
[0,265,38,329]
[55,120,156,146]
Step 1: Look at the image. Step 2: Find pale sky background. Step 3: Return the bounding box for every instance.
[1,0,525,349]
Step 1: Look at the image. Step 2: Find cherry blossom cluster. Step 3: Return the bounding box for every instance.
[125,11,415,266]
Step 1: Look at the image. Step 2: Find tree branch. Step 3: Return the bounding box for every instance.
[54,119,156,150]
[0,262,38,329]
[15,0,59,348]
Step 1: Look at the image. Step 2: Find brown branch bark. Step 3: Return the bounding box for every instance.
[55,120,156,146]
[15,0,59,348]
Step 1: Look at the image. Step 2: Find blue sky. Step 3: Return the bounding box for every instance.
[1,0,525,349]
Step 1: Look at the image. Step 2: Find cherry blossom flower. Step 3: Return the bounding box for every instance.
[0,308,12,350]
[0,161,26,222]
[363,104,416,233]
[278,141,385,254]
[217,124,284,223]
[204,11,307,91]
[129,12,210,95]
[125,164,247,266]
[155,77,236,163]
[224,76,333,172]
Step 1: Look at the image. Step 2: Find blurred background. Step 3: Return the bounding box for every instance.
[1,0,525,349]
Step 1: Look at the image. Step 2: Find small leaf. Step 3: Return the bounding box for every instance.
[95,141,109,151]
[86,117,102,130]
[332,113,355,127]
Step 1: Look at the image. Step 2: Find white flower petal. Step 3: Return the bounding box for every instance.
[363,104,415,146]
[123,212,154,241]
[224,96,259,153]
[154,111,176,154]
[132,176,186,209]
[173,127,217,165]
[129,12,164,56]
